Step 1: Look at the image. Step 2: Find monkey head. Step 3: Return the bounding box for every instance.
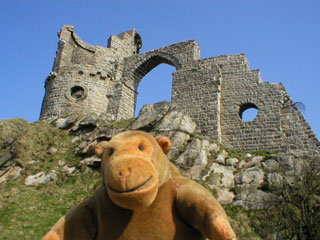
[95,131,172,210]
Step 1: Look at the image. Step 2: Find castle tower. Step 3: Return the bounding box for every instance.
[40,25,142,120]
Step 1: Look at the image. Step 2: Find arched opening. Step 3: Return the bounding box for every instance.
[135,63,175,117]
[239,102,259,122]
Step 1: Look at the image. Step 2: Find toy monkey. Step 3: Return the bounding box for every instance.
[43,131,237,240]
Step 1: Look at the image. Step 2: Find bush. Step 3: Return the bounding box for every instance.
[256,158,320,240]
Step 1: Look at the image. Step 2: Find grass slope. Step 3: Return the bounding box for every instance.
[0,119,260,239]
[0,121,101,239]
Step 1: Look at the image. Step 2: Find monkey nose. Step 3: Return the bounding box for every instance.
[119,168,131,177]
[119,168,131,190]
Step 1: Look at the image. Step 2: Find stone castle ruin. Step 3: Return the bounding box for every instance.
[40,25,319,155]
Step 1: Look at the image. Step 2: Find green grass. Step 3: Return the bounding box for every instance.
[0,118,30,144]
[222,147,246,160]
[223,204,262,239]
[0,120,102,239]
[0,119,266,239]
[249,149,276,157]
[100,118,135,129]
[223,203,247,218]
[0,171,101,240]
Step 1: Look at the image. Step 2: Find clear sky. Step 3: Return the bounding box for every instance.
[1,1,319,139]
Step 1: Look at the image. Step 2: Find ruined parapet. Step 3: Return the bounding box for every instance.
[40,25,319,154]
[40,25,142,120]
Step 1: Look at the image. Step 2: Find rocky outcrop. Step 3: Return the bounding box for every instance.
[43,103,301,211]
[0,102,308,212]
[1,102,318,240]
[0,118,29,184]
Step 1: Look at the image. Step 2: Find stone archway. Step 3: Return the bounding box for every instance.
[134,61,176,116]
[131,52,181,91]
[114,52,181,119]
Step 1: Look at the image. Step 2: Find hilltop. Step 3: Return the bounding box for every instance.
[1,102,318,239]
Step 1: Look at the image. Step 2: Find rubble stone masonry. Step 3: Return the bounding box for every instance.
[40,25,319,154]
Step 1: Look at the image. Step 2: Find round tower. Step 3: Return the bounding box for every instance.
[40,25,142,120]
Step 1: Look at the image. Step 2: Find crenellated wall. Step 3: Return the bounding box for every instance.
[40,25,319,154]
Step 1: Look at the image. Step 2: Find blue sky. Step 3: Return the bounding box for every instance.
[0,1,319,139]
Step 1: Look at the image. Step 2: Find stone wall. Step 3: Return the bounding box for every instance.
[172,60,222,141]
[216,54,283,152]
[40,25,140,120]
[40,25,320,154]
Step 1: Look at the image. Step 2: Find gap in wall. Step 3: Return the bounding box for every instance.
[241,107,258,122]
[135,64,175,117]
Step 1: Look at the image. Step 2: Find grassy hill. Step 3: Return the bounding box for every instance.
[1,114,318,239]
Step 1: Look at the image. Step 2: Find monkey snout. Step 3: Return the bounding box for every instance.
[119,168,131,177]
[119,168,131,188]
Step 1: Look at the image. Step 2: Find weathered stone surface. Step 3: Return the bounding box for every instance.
[2,137,15,148]
[244,153,253,160]
[58,160,66,166]
[262,159,280,172]
[55,115,77,129]
[62,165,76,175]
[0,153,12,166]
[81,141,98,155]
[188,165,204,180]
[48,147,58,154]
[78,113,99,128]
[130,101,171,130]
[194,149,208,166]
[92,127,122,140]
[234,189,271,210]
[24,171,58,186]
[70,114,99,136]
[266,172,283,186]
[216,150,228,165]
[97,112,115,122]
[175,138,201,166]
[214,187,235,204]
[226,158,239,167]
[244,156,264,168]
[78,141,88,150]
[204,163,234,188]
[0,166,21,184]
[278,156,300,172]
[202,140,220,153]
[71,136,80,143]
[166,131,189,161]
[237,159,246,169]
[81,156,101,167]
[251,156,264,163]
[241,166,264,186]
[156,111,197,134]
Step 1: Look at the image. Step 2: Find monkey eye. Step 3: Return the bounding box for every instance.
[109,148,114,156]
[138,145,144,151]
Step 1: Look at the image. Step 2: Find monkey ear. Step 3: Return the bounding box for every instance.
[156,136,172,154]
[94,141,109,158]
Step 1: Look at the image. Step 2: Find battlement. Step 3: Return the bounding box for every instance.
[40,25,319,154]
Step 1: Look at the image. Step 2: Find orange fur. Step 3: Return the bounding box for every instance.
[43,231,60,240]
[94,141,108,157]
[43,131,237,240]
